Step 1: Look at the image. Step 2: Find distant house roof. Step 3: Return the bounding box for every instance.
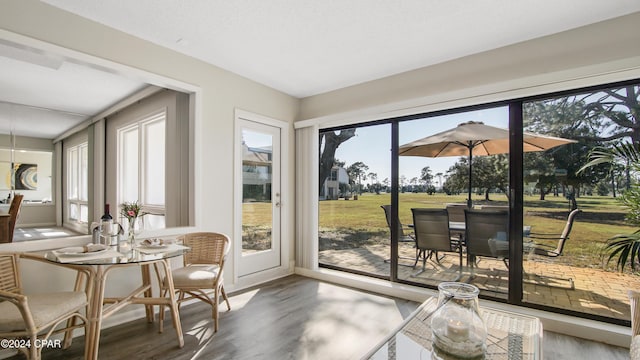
[243,143,272,166]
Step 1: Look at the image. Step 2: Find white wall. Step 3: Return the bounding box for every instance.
[298,12,640,124]
[0,0,299,331]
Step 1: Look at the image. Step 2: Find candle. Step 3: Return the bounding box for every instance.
[446,319,470,342]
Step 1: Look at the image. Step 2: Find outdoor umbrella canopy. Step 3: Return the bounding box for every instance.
[398,121,577,207]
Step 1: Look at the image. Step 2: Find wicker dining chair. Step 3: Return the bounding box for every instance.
[160,232,231,332]
[0,252,89,360]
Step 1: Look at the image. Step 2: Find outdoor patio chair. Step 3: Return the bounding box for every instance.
[159,232,231,332]
[411,208,463,279]
[475,204,509,212]
[0,252,90,360]
[381,205,417,266]
[521,209,581,290]
[464,209,510,275]
[446,203,467,241]
[527,208,581,258]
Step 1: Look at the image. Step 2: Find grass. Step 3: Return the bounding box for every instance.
[318,192,637,271]
[241,192,637,271]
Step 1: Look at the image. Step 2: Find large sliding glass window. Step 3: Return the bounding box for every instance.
[398,107,510,299]
[316,79,640,325]
[318,123,391,278]
[522,83,640,322]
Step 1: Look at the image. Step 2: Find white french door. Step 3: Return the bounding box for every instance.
[235,113,283,276]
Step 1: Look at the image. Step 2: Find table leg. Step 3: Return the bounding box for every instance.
[141,264,155,323]
[86,265,107,360]
[159,259,184,348]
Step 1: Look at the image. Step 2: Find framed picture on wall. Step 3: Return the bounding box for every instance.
[13,163,37,190]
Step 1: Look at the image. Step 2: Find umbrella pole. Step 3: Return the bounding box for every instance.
[467,147,473,208]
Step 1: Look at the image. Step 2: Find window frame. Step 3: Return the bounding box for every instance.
[116,110,167,229]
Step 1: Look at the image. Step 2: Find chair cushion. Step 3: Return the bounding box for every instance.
[631,335,640,360]
[0,291,86,332]
[171,264,220,288]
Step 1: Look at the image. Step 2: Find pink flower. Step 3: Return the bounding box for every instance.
[127,210,136,217]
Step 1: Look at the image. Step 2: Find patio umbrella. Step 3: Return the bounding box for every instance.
[399,121,576,207]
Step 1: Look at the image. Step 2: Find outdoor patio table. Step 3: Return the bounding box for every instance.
[363,297,543,359]
[43,243,189,360]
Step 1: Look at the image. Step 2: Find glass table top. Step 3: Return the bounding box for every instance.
[365,298,542,360]
[43,243,189,265]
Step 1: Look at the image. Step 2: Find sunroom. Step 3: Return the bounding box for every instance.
[1,1,640,359]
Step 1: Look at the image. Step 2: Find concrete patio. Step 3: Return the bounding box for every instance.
[319,243,640,322]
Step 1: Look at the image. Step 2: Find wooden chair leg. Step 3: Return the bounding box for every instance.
[159,288,167,333]
[213,287,220,332]
[221,285,231,311]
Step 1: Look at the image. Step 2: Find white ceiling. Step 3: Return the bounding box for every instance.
[0,40,146,139]
[42,0,640,98]
[2,1,640,139]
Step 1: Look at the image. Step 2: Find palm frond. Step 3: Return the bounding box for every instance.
[604,231,640,271]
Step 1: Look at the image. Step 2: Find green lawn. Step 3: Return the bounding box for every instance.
[318,192,636,270]
[242,192,636,270]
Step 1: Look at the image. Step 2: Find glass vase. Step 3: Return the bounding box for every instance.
[127,217,142,245]
[431,282,487,359]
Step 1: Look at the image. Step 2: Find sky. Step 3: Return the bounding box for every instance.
[333,106,509,186]
[241,106,510,186]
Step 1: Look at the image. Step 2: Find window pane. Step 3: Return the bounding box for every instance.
[68,148,78,200]
[398,107,509,299]
[144,213,165,230]
[144,119,165,205]
[121,128,139,202]
[522,85,640,321]
[69,203,78,221]
[242,129,273,253]
[318,124,389,277]
[80,144,88,201]
[80,204,88,223]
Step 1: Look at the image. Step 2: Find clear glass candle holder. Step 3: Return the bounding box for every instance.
[431,282,487,359]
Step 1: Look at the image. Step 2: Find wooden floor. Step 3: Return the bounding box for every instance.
[15,275,630,360]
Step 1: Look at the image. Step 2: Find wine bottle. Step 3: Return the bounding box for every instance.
[101,204,113,235]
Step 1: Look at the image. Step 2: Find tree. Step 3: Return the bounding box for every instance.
[319,129,356,195]
[524,98,608,201]
[444,161,468,194]
[382,177,390,192]
[367,172,379,193]
[444,155,509,201]
[347,161,369,195]
[435,172,444,190]
[420,166,433,187]
[474,155,509,200]
[523,152,557,200]
[582,86,640,143]
[409,177,418,192]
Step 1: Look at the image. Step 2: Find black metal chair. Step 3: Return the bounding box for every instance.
[464,209,509,276]
[528,209,581,258]
[381,205,416,267]
[411,208,463,279]
[525,209,581,289]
